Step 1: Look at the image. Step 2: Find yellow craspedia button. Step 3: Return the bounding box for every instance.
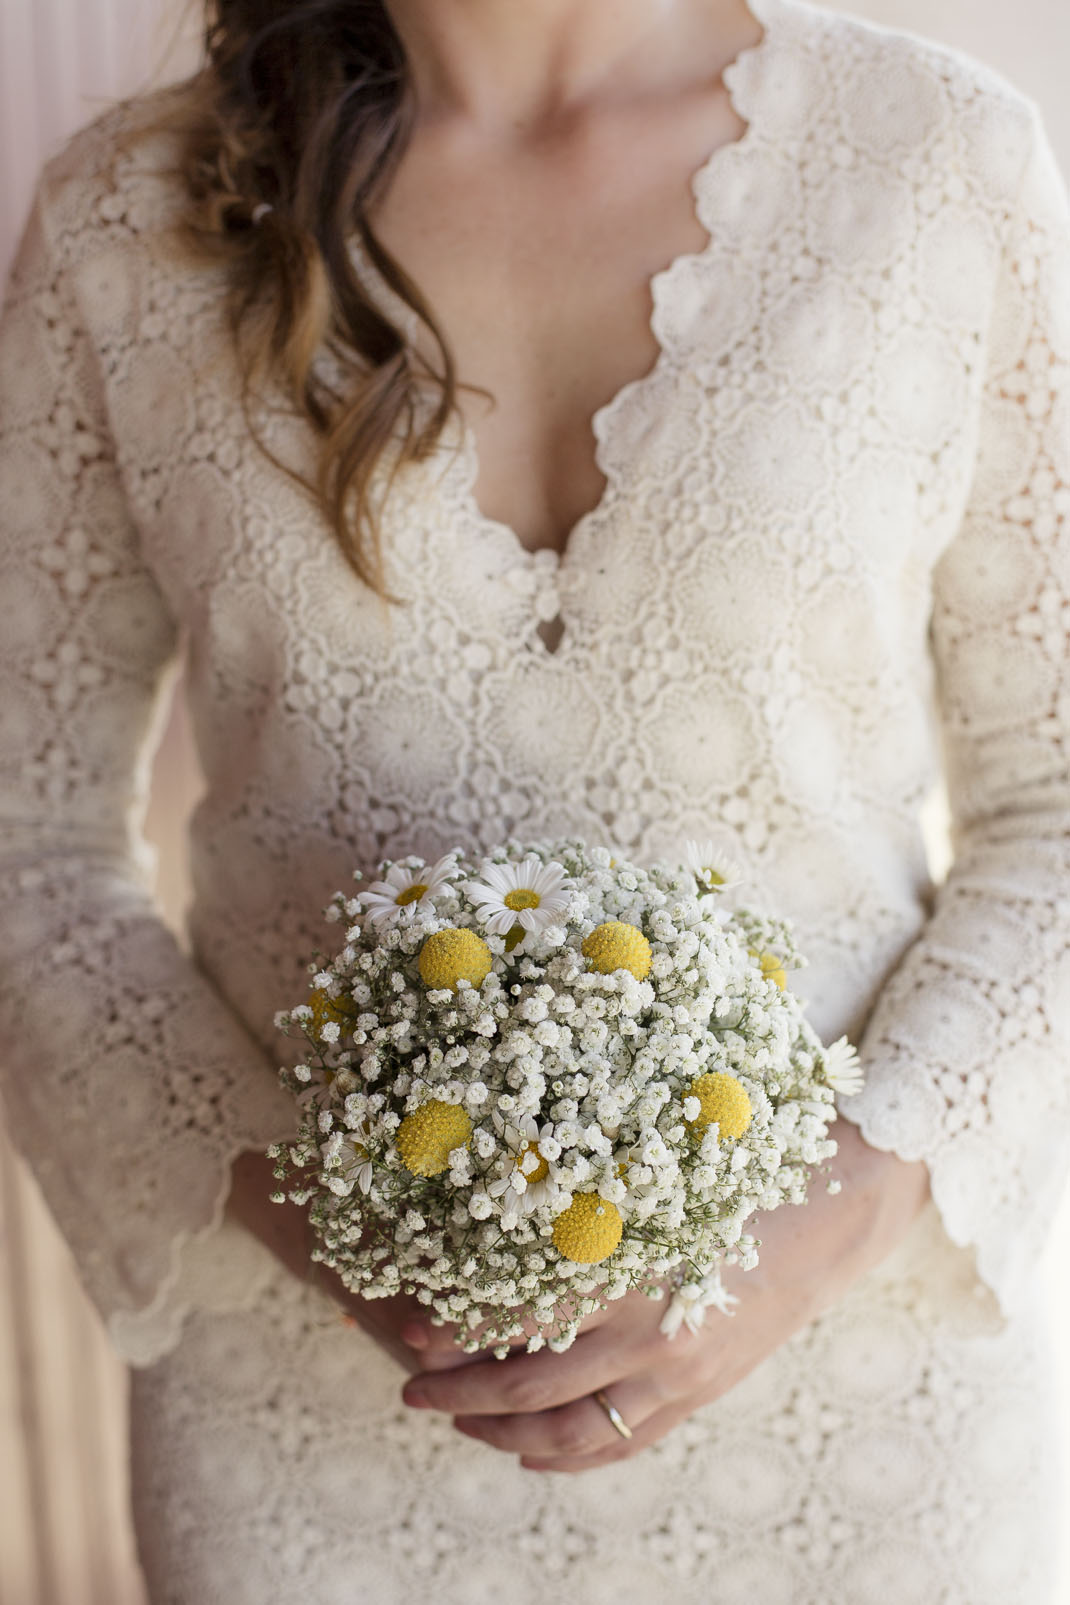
[685,1072,752,1139]
[418,927,492,991]
[307,988,357,1036]
[581,921,652,981]
[750,949,787,989]
[396,1100,473,1177]
[551,1193,623,1263]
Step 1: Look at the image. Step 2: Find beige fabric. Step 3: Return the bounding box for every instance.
[2,0,1070,1599]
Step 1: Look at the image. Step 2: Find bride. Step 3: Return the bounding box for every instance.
[1,0,1067,1598]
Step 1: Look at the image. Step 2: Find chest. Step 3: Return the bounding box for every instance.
[368,92,748,555]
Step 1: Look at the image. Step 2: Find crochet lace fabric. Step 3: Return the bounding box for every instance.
[1,0,1068,1597]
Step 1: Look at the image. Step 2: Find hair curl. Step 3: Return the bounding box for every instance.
[173,0,463,595]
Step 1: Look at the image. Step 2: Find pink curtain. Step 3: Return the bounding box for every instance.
[0,4,198,1598]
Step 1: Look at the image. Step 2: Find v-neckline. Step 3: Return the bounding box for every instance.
[453,0,781,586]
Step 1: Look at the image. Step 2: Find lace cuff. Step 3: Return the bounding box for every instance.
[0,860,298,1366]
[845,842,1070,1323]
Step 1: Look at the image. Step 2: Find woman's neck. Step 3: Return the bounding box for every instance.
[384,0,758,133]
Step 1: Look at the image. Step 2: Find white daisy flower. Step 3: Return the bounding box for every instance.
[465,855,572,944]
[660,1269,739,1339]
[487,1113,558,1216]
[336,1134,374,1195]
[684,840,744,894]
[823,1036,864,1096]
[359,853,458,928]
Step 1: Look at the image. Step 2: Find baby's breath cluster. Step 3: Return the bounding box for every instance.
[271,840,861,1354]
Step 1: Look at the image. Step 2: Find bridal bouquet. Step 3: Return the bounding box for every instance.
[270,839,862,1354]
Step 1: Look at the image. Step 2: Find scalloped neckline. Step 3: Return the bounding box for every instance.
[454,0,781,584]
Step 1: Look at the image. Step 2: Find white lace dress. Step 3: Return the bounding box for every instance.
[2,0,1069,1598]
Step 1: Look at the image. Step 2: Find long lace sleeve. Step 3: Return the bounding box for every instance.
[845,102,1070,1319]
[0,179,296,1365]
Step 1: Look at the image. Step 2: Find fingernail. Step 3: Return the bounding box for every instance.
[402,1323,430,1349]
[403,1384,430,1409]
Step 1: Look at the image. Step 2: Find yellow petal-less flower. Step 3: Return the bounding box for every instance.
[418,927,493,991]
[396,1100,473,1177]
[749,948,787,989]
[685,1072,752,1139]
[551,1193,623,1263]
[581,921,652,981]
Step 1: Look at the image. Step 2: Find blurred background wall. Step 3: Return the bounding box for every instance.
[1,0,1068,1599]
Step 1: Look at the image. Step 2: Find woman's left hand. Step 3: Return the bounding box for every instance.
[399,1119,930,1472]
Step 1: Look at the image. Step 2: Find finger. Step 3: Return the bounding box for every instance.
[404,1294,617,1367]
[453,1373,663,1460]
[332,1290,479,1372]
[402,1310,529,1370]
[404,1342,601,1417]
[403,1307,683,1417]
[400,1316,463,1356]
[519,1400,690,1474]
[354,1310,444,1371]
[404,1345,487,1372]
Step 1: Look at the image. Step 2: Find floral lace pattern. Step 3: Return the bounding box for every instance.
[1,0,1069,1595]
[130,1209,1059,1604]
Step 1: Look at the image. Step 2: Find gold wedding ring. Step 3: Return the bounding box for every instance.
[592,1388,633,1441]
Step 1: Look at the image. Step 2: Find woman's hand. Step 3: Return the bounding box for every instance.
[225,1148,469,1373]
[399,1120,931,1471]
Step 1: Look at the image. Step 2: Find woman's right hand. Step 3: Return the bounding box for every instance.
[224,1148,474,1373]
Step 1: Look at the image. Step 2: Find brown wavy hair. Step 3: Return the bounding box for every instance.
[175,0,463,595]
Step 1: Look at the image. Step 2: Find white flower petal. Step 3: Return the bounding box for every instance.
[683,840,744,893]
[824,1036,864,1095]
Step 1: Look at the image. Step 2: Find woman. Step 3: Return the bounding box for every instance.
[1,0,1067,1598]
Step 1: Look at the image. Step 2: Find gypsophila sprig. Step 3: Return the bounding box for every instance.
[272,838,862,1354]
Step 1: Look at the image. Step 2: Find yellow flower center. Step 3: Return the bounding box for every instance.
[750,949,787,990]
[515,1141,549,1185]
[581,921,652,981]
[396,1100,473,1177]
[552,1193,623,1264]
[307,989,357,1036]
[685,1072,753,1140]
[504,888,540,911]
[418,928,493,991]
[701,865,725,887]
[395,882,428,906]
